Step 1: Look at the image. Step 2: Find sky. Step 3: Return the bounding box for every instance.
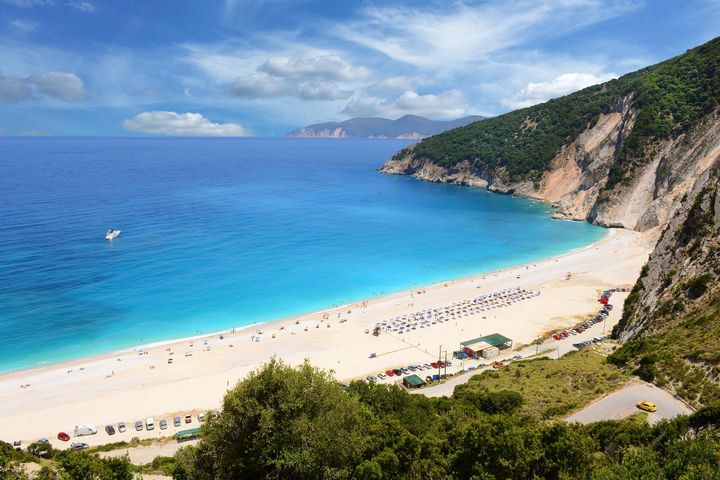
[0,0,718,136]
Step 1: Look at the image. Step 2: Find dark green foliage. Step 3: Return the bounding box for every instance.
[635,354,659,381]
[402,36,720,189]
[684,274,713,299]
[174,360,720,479]
[191,358,371,479]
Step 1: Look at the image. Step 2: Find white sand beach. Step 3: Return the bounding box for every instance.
[0,228,653,448]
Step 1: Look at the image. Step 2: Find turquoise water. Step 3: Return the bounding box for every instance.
[0,137,604,372]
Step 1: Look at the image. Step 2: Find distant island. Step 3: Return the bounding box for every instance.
[285,114,486,139]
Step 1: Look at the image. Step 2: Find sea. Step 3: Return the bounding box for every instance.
[0,137,605,372]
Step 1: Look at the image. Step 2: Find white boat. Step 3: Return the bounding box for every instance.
[105,229,121,240]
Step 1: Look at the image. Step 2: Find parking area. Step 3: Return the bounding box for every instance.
[21,409,211,451]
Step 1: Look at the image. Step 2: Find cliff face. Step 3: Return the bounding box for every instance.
[380,108,720,232]
[380,36,720,232]
[608,161,720,406]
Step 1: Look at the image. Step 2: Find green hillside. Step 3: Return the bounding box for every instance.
[395,36,720,188]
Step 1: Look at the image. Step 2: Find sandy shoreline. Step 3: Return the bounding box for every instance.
[0,227,608,379]
[0,227,653,447]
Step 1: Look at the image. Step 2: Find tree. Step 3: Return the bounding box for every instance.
[194,358,371,479]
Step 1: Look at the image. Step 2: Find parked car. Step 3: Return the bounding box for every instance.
[118,422,126,433]
[57,432,70,442]
[385,369,394,377]
[160,419,168,430]
[134,420,143,431]
[392,369,402,376]
[637,401,657,412]
[37,438,49,444]
[71,442,89,451]
[377,373,387,379]
[185,414,192,424]
[198,413,206,422]
[366,376,377,382]
[174,416,181,427]
[105,425,115,435]
[512,355,523,361]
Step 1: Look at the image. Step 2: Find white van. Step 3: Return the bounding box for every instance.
[146,417,155,431]
[73,424,98,436]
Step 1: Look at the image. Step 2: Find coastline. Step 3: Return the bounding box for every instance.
[0,227,653,446]
[0,219,605,377]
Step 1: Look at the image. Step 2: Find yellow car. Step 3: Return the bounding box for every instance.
[636,401,657,412]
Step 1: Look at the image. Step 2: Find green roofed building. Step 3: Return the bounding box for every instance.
[403,374,426,389]
[176,427,201,442]
[461,333,513,349]
[461,333,513,358]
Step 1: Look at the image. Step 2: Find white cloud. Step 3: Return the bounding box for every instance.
[0,0,52,7]
[343,89,468,119]
[68,0,95,12]
[502,72,617,109]
[0,74,33,102]
[367,76,421,95]
[336,1,639,69]
[258,53,371,81]
[298,82,352,100]
[28,71,86,101]
[122,111,252,137]
[230,74,353,101]
[0,71,85,102]
[230,74,292,98]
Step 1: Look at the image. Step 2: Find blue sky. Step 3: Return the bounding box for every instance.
[0,0,718,136]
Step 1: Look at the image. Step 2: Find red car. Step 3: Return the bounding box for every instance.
[57,432,70,442]
[385,370,395,377]
[552,334,562,340]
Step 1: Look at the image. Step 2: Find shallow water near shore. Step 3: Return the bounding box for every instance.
[0,137,604,372]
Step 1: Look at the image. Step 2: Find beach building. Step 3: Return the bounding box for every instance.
[403,374,426,389]
[176,427,201,442]
[461,333,513,359]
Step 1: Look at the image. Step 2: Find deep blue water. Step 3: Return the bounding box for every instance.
[0,137,604,372]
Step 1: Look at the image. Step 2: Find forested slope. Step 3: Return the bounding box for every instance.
[381,37,720,231]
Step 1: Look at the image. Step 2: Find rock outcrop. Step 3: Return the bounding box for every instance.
[380,108,720,233]
[608,160,720,405]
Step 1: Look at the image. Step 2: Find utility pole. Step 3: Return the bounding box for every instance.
[438,345,447,379]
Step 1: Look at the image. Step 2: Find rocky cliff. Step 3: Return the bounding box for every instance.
[380,37,720,233]
[381,108,720,232]
[608,160,720,406]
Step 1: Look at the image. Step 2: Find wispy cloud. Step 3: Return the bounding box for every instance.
[336,1,640,69]
[343,89,468,119]
[68,0,95,13]
[258,53,371,81]
[7,18,38,32]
